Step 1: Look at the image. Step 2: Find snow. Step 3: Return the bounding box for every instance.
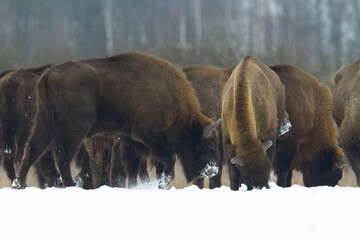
[1,181,358,240]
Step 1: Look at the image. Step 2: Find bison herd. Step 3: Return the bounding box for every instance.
[0,52,358,191]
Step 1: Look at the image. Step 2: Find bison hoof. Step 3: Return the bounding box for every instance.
[158,174,172,189]
[74,176,83,188]
[11,178,24,189]
[200,162,219,178]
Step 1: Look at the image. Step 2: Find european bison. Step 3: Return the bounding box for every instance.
[332,60,360,186]
[222,56,287,190]
[14,52,221,189]
[271,64,345,187]
[183,65,235,189]
[0,65,59,188]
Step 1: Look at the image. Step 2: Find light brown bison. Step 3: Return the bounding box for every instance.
[272,64,345,187]
[221,56,287,190]
[332,60,360,186]
[183,65,235,189]
[0,65,60,188]
[14,52,221,189]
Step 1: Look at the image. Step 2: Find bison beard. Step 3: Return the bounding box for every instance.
[14,52,221,189]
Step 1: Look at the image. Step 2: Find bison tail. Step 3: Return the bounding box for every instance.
[35,71,60,147]
[2,77,20,152]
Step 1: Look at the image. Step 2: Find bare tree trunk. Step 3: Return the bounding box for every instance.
[193,0,202,45]
[179,2,187,47]
[101,0,114,56]
[329,0,343,70]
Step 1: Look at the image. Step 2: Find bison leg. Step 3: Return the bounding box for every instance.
[139,161,150,184]
[74,145,93,189]
[15,115,53,188]
[209,135,225,189]
[209,161,223,189]
[224,138,240,190]
[133,130,176,189]
[84,138,103,189]
[341,137,360,187]
[285,170,293,187]
[193,178,204,189]
[35,151,59,188]
[228,163,240,191]
[272,136,296,187]
[88,155,103,189]
[119,140,141,188]
[110,139,127,188]
[155,161,164,182]
[53,130,90,187]
[123,147,140,189]
[159,159,175,189]
[153,161,174,189]
[3,154,15,183]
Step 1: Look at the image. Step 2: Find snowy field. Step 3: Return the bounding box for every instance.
[0,163,358,240]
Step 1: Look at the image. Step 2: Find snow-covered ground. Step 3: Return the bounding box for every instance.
[0,163,358,240]
[1,182,359,240]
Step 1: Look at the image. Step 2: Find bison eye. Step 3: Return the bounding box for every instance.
[203,141,215,154]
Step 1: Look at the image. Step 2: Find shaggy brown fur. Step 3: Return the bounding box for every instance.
[183,65,235,189]
[15,52,221,188]
[332,60,360,186]
[272,64,345,187]
[222,56,286,190]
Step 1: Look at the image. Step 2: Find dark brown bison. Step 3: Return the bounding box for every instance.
[221,56,287,190]
[14,52,221,189]
[183,65,235,189]
[332,60,360,186]
[271,64,345,187]
[0,65,60,188]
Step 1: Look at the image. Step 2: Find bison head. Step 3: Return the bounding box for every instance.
[177,119,221,183]
[296,146,346,187]
[230,141,273,189]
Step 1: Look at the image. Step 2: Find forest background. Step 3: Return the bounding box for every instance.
[0,0,358,88]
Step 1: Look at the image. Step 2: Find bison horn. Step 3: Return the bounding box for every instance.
[231,152,245,166]
[337,157,349,168]
[202,118,222,138]
[261,140,273,152]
